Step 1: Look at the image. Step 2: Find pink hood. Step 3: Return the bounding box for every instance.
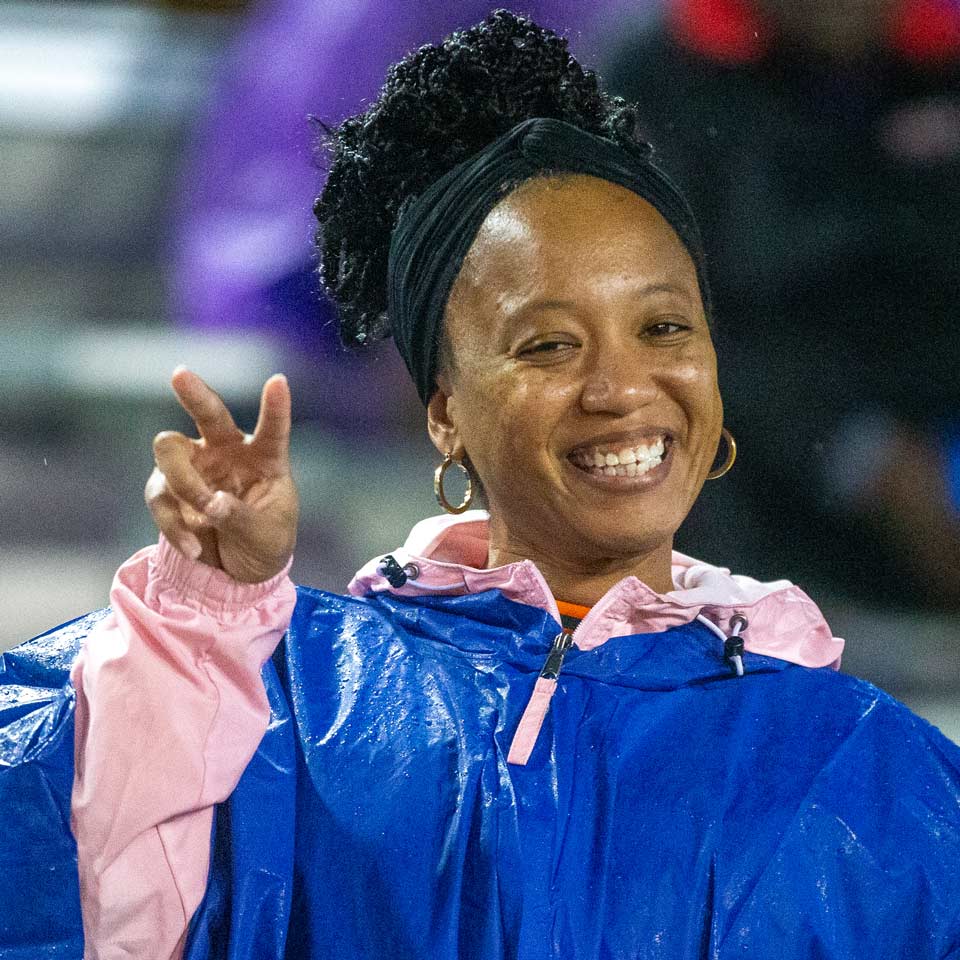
[349,511,844,670]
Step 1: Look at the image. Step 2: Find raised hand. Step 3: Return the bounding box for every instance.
[145,367,299,583]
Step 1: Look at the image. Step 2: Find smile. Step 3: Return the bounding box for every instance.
[566,435,674,486]
[566,433,673,493]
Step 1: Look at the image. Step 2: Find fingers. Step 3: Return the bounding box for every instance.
[204,490,255,529]
[251,374,291,462]
[152,431,214,511]
[144,468,202,559]
[151,369,296,576]
[203,488,299,583]
[171,367,242,445]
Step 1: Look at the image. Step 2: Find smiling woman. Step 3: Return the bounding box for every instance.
[433,174,722,599]
[4,9,960,960]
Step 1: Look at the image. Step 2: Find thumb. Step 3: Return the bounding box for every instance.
[203,490,256,530]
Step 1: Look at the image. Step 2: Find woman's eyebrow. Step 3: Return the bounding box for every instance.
[497,298,580,332]
[509,298,577,316]
[630,281,695,301]
[508,282,693,319]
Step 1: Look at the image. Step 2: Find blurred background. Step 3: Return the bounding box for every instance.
[1,0,957,739]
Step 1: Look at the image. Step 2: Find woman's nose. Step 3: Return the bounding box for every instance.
[579,345,660,415]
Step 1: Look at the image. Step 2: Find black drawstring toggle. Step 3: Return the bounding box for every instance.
[724,614,748,677]
[377,554,419,588]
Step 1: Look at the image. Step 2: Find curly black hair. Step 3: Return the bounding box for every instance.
[314,9,650,348]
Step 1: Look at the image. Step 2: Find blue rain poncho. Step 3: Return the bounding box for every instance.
[3,585,960,958]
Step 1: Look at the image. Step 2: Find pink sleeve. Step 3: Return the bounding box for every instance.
[69,535,297,960]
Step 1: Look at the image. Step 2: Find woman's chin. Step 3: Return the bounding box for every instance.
[548,449,689,551]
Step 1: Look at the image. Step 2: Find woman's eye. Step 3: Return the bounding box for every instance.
[648,321,689,336]
[519,341,574,356]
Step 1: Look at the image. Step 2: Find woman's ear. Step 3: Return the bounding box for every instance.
[426,378,463,458]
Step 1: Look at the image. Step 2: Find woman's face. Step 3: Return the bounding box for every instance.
[428,174,723,567]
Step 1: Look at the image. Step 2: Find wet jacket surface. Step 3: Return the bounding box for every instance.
[3,514,960,958]
[194,587,960,959]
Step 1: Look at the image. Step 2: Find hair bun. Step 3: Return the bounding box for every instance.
[315,9,651,348]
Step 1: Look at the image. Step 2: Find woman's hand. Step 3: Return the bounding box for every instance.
[145,367,299,583]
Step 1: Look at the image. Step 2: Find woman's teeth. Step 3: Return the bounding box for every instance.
[571,438,667,477]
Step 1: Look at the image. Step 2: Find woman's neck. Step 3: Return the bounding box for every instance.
[486,528,676,607]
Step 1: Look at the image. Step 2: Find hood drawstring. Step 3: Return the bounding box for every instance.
[725,614,748,677]
[376,554,461,592]
[696,612,748,677]
[377,555,417,588]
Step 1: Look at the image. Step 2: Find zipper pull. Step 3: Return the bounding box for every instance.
[540,629,574,680]
[507,630,575,767]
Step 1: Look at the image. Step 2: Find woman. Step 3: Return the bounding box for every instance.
[5,11,960,960]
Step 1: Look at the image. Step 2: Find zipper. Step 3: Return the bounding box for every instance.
[507,627,576,767]
[540,628,574,680]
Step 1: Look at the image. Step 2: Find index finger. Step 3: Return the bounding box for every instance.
[152,432,214,511]
[250,374,291,461]
[171,367,243,445]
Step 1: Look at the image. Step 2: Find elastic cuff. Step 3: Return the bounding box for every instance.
[151,534,294,613]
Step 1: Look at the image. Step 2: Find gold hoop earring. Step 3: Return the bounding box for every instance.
[707,427,737,480]
[434,453,475,514]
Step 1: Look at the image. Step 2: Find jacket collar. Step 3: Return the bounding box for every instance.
[348,511,844,669]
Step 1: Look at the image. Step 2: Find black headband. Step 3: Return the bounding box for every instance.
[387,117,710,405]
